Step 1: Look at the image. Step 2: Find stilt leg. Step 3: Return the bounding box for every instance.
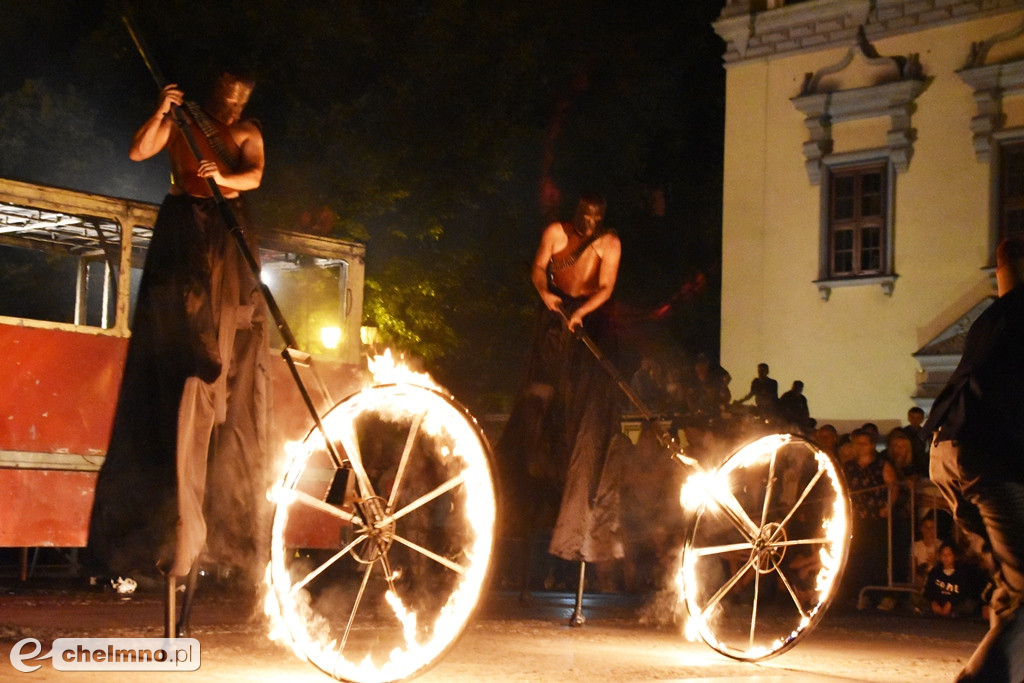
[569,561,586,627]
[164,575,177,639]
[176,562,201,637]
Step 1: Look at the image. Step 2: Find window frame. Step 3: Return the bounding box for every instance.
[814,151,897,301]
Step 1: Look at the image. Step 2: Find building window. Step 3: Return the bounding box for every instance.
[828,162,886,278]
[1000,140,1024,241]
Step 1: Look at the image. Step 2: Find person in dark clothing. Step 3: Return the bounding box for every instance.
[734,362,778,419]
[496,193,624,593]
[778,380,810,431]
[904,406,931,474]
[843,428,898,604]
[924,542,983,618]
[88,69,271,597]
[926,236,1024,682]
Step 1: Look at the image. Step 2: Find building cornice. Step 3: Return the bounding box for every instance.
[714,0,1024,65]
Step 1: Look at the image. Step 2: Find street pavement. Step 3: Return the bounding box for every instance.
[0,579,986,682]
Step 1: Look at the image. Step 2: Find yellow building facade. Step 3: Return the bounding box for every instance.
[714,0,1024,431]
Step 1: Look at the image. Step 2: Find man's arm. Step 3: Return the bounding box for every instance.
[129,83,182,161]
[196,120,264,192]
[565,232,620,331]
[735,386,755,404]
[531,223,567,314]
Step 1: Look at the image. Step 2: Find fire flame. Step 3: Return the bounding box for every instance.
[263,352,496,682]
[676,434,850,660]
[367,348,438,389]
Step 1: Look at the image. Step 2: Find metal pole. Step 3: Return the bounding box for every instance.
[164,575,176,639]
[569,561,586,627]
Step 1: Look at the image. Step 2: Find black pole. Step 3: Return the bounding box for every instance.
[557,310,685,459]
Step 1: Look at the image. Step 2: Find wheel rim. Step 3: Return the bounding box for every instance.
[680,434,850,661]
[267,383,497,683]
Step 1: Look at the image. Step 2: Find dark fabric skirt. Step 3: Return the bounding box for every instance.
[497,299,624,563]
[87,194,271,581]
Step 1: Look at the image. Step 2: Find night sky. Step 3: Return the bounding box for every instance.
[0,0,728,411]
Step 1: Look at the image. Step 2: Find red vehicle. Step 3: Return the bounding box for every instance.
[0,177,367,577]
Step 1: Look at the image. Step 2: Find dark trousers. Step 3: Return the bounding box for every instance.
[930,438,1024,683]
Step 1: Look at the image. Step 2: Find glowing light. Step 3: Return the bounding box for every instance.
[320,326,342,349]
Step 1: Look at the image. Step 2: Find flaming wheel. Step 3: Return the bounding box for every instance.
[267,383,497,683]
[680,434,850,661]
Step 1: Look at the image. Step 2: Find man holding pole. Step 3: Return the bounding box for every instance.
[88,66,271,634]
[497,192,624,618]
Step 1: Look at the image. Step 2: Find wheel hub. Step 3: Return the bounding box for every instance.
[352,495,395,563]
[752,521,785,573]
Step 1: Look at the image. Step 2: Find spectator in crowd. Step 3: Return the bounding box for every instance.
[883,427,917,583]
[629,357,668,414]
[778,380,811,433]
[913,516,944,590]
[684,353,731,433]
[860,422,881,451]
[883,427,920,478]
[734,362,778,420]
[837,432,856,464]
[924,542,984,618]
[904,406,930,475]
[814,423,839,460]
[843,428,899,605]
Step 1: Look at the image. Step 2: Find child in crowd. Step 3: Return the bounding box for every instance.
[923,542,984,618]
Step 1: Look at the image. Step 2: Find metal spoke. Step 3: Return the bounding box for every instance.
[760,450,779,529]
[375,472,466,528]
[765,536,831,549]
[706,485,761,542]
[336,559,376,658]
[391,534,467,575]
[749,567,761,648]
[691,540,755,557]
[772,554,811,619]
[387,411,424,510]
[285,489,365,528]
[379,552,402,596]
[768,468,826,544]
[700,554,758,616]
[289,535,369,596]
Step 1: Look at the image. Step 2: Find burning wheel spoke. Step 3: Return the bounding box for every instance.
[267,383,497,683]
[291,535,370,595]
[338,560,377,655]
[377,472,467,527]
[390,534,467,575]
[285,489,365,528]
[699,554,758,615]
[387,412,423,511]
[691,541,755,557]
[681,434,850,662]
